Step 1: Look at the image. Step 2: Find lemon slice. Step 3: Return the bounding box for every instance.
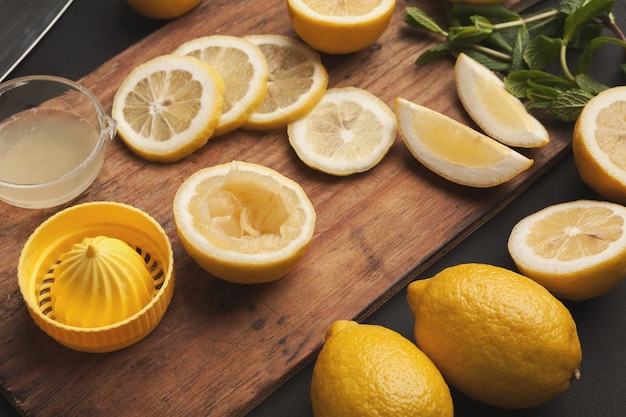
[242,34,329,130]
[573,86,626,205]
[454,53,549,148]
[508,200,626,301]
[287,87,397,176]
[112,55,224,162]
[173,161,316,283]
[173,35,269,136]
[395,97,533,188]
[287,0,396,54]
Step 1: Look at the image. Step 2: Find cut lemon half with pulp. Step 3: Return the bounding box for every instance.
[287,87,397,176]
[242,34,328,130]
[395,97,533,188]
[112,55,224,162]
[455,53,549,148]
[287,0,396,54]
[173,161,316,283]
[508,200,626,301]
[173,35,269,136]
[573,86,626,205]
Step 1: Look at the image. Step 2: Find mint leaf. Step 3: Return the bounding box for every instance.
[563,0,616,44]
[523,35,562,70]
[504,70,575,97]
[511,26,529,72]
[447,24,493,46]
[574,73,609,94]
[550,89,596,121]
[457,48,510,72]
[416,43,453,66]
[576,36,626,74]
[404,7,447,35]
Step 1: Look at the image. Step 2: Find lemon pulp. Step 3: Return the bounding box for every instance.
[525,205,623,261]
[188,169,300,253]
[410,108,507,167]
[596,100,626,170]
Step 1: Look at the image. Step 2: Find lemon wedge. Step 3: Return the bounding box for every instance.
[112,55,224,162]
[287,87,397,176]
[173,161,316,283]
[454,53,549,148]
[174,35,269,136]
[242,34,328,130]
[395,97,533,187]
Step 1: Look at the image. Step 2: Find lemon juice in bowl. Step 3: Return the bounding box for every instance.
[0,75,116,208]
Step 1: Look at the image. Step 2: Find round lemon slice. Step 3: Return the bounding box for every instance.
[173,35,269,136]
[455,53,549,148]
[287,87,397,176]
[395,97,533,188]
[287,0,396,54]
[573,86,626,205]
[242,34,329,130]
[508,199,626,301]
[112,55,224,162]
[173,161,316,283]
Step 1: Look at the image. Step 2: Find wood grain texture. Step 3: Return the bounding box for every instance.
[0,0,569,416]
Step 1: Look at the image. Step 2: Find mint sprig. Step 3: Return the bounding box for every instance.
[404,0,626,121]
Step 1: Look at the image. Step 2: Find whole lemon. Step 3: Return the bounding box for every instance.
[126,0,201,20]
[407,263,582,409]
[310,320,453,417]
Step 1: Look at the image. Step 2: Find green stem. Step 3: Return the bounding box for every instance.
[472,44,512,61]
[560,43,575,82]
[493,9,560,30]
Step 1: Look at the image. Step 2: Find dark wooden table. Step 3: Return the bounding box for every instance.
[1,1,625,416]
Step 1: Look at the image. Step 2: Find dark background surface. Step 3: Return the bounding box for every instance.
[1,0,625,416]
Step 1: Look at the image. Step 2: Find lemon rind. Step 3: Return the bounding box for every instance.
[455,53,549,149]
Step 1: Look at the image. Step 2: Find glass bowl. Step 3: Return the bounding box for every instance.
[0,75,116,209]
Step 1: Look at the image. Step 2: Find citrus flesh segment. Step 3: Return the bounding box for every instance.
[508,199,626,300]
[287,87,397,176]
[242,34,328,130]
[173,35,269,136]
[311,320,454,417]
[287,0,396,54]
[454,53,549,148]
[112,55,224,162]
[573,86,626,205]
[407,263,582,409]
[395,97,533,187]
[173,161,316,283]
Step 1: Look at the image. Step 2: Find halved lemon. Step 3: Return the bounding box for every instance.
[242,34,328,130]
[508,200,626,300]
[173,35,269,136]
[395,97,533,187]
[286,0,396,54]
[126,0,200,20]
[287,87,397,175]
[112,55,224,162]
[454,53,549,148]
[573,86,626,205]
[173,161,316,283]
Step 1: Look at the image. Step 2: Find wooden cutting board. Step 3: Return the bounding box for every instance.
[1,0,570,416]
